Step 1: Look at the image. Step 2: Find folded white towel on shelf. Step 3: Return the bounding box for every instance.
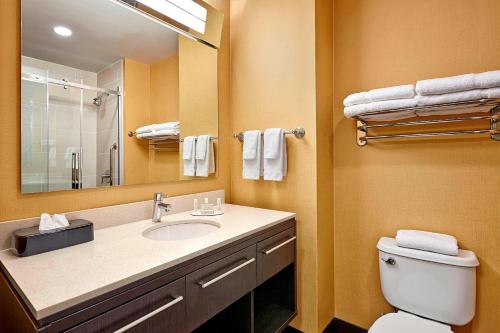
[475,70,500,89]
[195,135,215,177]
[153,129,180,137]
[367,84,415,103]
[154,122,180,131]
[482,87,500,99]
[183,136,196,176]
[361,110,417,121]
[344,98,417,119]
[242,130,263,180]
[396,230,459,256]
[263,128,287,181]
[416,73,476,96]
[343,92,369,107]
[415,89,483,107]
[136,125,155,134]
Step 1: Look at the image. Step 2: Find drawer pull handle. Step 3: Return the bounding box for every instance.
[262,236,297,255]
[113,295,184,333]
[198,258,256,289]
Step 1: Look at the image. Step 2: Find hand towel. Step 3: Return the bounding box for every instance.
[416,73,476,96]
[263,129,287,181]
[195,135,215,177]
[367,84,415,102]
[343,92,369,107]
[344,99,417,119]
[415,89,483,107]
[242,130,263,180]
[243,130,260,160]
[483,87,500,99]
[475,70,500,89]
[183,136,196,176]
[396,230,458,256]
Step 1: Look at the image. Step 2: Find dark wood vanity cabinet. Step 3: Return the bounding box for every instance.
[0,219,296,333]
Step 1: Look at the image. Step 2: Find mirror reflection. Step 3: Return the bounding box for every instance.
[21,0,219,193]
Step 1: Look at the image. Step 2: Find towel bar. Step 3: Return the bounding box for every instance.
[233,127,306,143]
[355,99,500,146]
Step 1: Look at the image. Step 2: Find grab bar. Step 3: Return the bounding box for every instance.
[109,143,117,186]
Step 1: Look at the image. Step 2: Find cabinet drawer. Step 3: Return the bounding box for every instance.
[66,277,186,333]
[257,228,296,285]
[186,245,256,331]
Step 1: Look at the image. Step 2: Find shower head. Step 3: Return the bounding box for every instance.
[92,92,109,107]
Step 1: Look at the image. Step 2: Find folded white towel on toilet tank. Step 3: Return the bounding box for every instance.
[396,230,458,256]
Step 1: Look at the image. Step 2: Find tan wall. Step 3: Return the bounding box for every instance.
[0,0,230,222]
[149,55,180,183]
[333,1,500,332]
[124,59,151,184]
[230,0,334,332]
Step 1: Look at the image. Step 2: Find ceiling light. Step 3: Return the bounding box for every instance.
[135,0,207,34]
[53,26,72,37]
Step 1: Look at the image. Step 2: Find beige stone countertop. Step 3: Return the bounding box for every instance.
[0,204,295,320]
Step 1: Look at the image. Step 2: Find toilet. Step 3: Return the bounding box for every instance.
[370,237,480,333]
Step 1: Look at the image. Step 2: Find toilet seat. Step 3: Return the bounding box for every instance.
[369,311,453,333]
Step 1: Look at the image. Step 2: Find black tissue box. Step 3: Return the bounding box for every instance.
[11,219,94,257]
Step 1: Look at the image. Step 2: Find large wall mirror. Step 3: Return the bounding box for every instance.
[21,0,222,193]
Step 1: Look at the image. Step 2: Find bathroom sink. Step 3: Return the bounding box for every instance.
[142,219,221,241]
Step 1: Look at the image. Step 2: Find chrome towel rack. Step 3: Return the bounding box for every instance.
[233,127,306,143]
[355,99,500,146]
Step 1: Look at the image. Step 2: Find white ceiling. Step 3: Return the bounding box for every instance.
[22,0,179,72]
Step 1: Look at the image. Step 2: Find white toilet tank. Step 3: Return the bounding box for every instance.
[377,237,479,326]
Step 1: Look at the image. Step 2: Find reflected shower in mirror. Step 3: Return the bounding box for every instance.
[21,0,221,193]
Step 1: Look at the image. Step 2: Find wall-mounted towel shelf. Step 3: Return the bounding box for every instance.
[355,99,500,146]
[128,131,218,151]
[233,127,306,142]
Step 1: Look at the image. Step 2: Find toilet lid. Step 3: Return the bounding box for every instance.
[369,312,453,333]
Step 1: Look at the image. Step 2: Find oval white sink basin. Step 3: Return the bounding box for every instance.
[143,219,220,241]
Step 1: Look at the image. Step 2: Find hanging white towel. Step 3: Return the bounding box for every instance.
[396,230,458,256]
[183,136,196,176]
[475,70,500,89]
[242,130,262,180]
[366,84,415,102]
[416,73,476,96]
[415,89,483,107]
[263,128,287,181]
[195,135,215,177]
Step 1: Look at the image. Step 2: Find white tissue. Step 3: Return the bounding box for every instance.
[39,213,58,232]
[52,214,70,228]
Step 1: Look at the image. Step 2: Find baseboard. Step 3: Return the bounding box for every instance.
[323,318,368,333]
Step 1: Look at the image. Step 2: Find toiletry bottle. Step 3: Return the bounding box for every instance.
[216,198,222,211]
[194,199,199,211]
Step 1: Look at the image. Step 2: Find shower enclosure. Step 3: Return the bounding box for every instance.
[21,59,122,193]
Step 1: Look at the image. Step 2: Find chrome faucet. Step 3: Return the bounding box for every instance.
[152,193,172,222]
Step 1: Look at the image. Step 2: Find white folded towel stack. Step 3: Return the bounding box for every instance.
[396,230,459,256]
[343,85,416,120]
[135,122,180,139]
[367,84,415,102]
[416,74,476,96]
[242,130,263,180]
[475,70,500,89]
[195,135,215,177]
[183,136,196,176]
[415,89,484,107]
[263,128,287,181]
